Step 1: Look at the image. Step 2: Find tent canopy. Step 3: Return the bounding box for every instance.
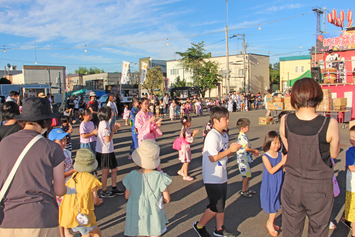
[287,70,312,86]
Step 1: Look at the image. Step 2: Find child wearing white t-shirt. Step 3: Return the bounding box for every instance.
[96,106,123,198]
[193,106,241,237]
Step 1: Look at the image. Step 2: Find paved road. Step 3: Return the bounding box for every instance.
[69,109,351,237]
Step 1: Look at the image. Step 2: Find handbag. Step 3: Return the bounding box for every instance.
[0,134,43,204]
[141,169,164,210]
[172,136,190,151]
[72,173,89,226]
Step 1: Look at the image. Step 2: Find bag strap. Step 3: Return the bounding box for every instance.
[0,134,43,203]
[72,172,82,214]
[141,169,159,203]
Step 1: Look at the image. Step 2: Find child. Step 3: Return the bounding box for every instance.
[185,102,190,115]
[159,100,164,118]
[59,148,102,237]
[193,106,241,237]
[123,104,130,126]
[136,97,163,171]
[155,101,160,117]
[48,128,76,237]
[342,125,355,235]
[175,101,181,119]
[169,100,176,121]
[123,139,171,237]
[177,116,199,181]
[195,99,201,116]
[180,102,185,117]
[236,118,260,198]
[227,98,233,112]
[79,109,98,152]
[129,98,140,159]
[260,131,287,237]
[96,106,123,197]
[60,115,73,151]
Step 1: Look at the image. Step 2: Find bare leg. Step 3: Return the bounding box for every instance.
[199,208,217,227]
[182,163,189,177]
[352,222,355,236]
[82,226,101,237]
[216,212,225,231]
[101,168,109,191]
[242,177,249,192]
[111,167,118,188]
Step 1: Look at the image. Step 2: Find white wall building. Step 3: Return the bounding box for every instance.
[166,53,269,97]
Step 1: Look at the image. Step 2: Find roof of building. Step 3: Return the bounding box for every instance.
[166,53,269,62]
[279,55,311,61]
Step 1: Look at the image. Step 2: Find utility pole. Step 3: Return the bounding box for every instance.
[225,0,230,94]
[313,7,324,67]
[242,34,247,93]
[48,67,51,93]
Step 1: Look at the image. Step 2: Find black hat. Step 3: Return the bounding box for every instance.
[328,49,334,53]
[15,97,57,121]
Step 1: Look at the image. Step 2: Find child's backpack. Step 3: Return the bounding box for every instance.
[172,137,189,150]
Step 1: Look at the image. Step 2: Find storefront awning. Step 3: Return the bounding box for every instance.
[287,70,312,86]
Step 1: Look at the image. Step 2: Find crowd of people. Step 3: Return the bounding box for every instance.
[0,78,348,237]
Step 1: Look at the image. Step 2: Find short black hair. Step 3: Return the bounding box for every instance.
[60,115,69,123]
[210,106,228,125]
[291,78,323,109]
[262,131,280,152]
[1,101,20,121]
[9,91,19,97]
[350,125,355,132]
[236,118,250,130]
[98,106,112,121]
[139,97,149,104]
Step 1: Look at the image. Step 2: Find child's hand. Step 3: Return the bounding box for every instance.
[156,118,163,124]
[150,116,156,123]
[281,154,287,165]
[95,198,103,205]
[112,123,120,132]
[229,142,242,153]
[252,149,260,157]
[193,129,199,136]
[93,128,98,136]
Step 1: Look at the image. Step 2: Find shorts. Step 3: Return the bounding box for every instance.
[74,108,79,111]
[72,225,95,236]
[80,142,96,154]
[238,161,251,178]
[96,152,117,169]
[205,182,227,213]
[0,227,60,237]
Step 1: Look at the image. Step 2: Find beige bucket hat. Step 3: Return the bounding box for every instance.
[132,139,160,169]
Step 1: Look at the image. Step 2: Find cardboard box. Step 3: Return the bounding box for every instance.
[265,94,273,102]
[259,117,273,125]
[284,97,291,103]
[267,102,274,110]
[349,120,355,130]
[333,98,347,106]
[274,98,284,102]
[277,94,282,98]
[273,102,284,110]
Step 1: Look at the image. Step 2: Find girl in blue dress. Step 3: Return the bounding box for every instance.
[129,98,140,159]
[260,131,287,237]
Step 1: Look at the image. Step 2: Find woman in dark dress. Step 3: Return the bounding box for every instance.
[0,101,23,141]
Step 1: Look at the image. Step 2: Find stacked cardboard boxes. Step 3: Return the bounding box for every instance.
[284,97,293,110]
[259,117,273,125]
[317,89,332,111]
[333,98,347,111]
[273,102,284,110]
[265,94,273,103]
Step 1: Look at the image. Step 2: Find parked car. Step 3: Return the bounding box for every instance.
[99,93,110,107]
[272,92,284,97]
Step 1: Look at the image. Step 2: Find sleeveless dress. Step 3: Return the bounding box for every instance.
[260,152,284,213]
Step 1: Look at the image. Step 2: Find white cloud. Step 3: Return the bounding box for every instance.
[191,20,222,27]
[257,3,303,14]
[50,53,115,64]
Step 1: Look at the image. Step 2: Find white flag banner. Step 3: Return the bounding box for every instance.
[121,61,130,84]
[140,62,148,85]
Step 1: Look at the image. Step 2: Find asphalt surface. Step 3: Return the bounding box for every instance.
[69,108,352,237]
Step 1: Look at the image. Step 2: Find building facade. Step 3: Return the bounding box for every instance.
[166,53,270,97]
[279,55,311,91]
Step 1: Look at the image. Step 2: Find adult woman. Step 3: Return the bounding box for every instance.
[279,78,340,237]
[107,93,118,128]
[0,101,22,141]
[0,97,66,236]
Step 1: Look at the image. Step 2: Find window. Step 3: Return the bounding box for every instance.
[239,69,243,77]
[170,69,179,75]
[301,66,305,73]
[295,66,299,73]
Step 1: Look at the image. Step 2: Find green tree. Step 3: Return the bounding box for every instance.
[270,63,280,84]
[176,42,221,97]
[142,67,164,95]
[170,75,187,87]
[75,66,104,75]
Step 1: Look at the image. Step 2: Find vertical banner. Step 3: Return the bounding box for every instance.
[121,61,130,84]
[140,62,147,85]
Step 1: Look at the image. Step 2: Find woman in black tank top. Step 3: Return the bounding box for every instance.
[279,78,340,237]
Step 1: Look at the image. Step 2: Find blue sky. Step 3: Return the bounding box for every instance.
[0,0,353,74]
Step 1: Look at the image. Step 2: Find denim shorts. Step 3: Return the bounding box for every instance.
[72,225,95,236]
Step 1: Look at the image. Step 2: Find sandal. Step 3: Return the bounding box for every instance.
[273,225,280,231]
[247,189,257,195]
[266,222,278,237]
[240,191,253,198]
[177,170,184,177]
[183,176,194,181]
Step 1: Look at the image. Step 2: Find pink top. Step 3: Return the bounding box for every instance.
[135,110,162,144]
[79,121,96,143]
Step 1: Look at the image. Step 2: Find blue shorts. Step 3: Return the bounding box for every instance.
[72,225,95,236]
[80,142,96,154]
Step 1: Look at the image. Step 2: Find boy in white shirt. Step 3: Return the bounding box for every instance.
[193,106,241,237]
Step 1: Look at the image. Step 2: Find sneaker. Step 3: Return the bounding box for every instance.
[213,226,235,237]
[329,221,337,230]
[193,222,211,237]
[101,190,117,198]
[111,187,124,196]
